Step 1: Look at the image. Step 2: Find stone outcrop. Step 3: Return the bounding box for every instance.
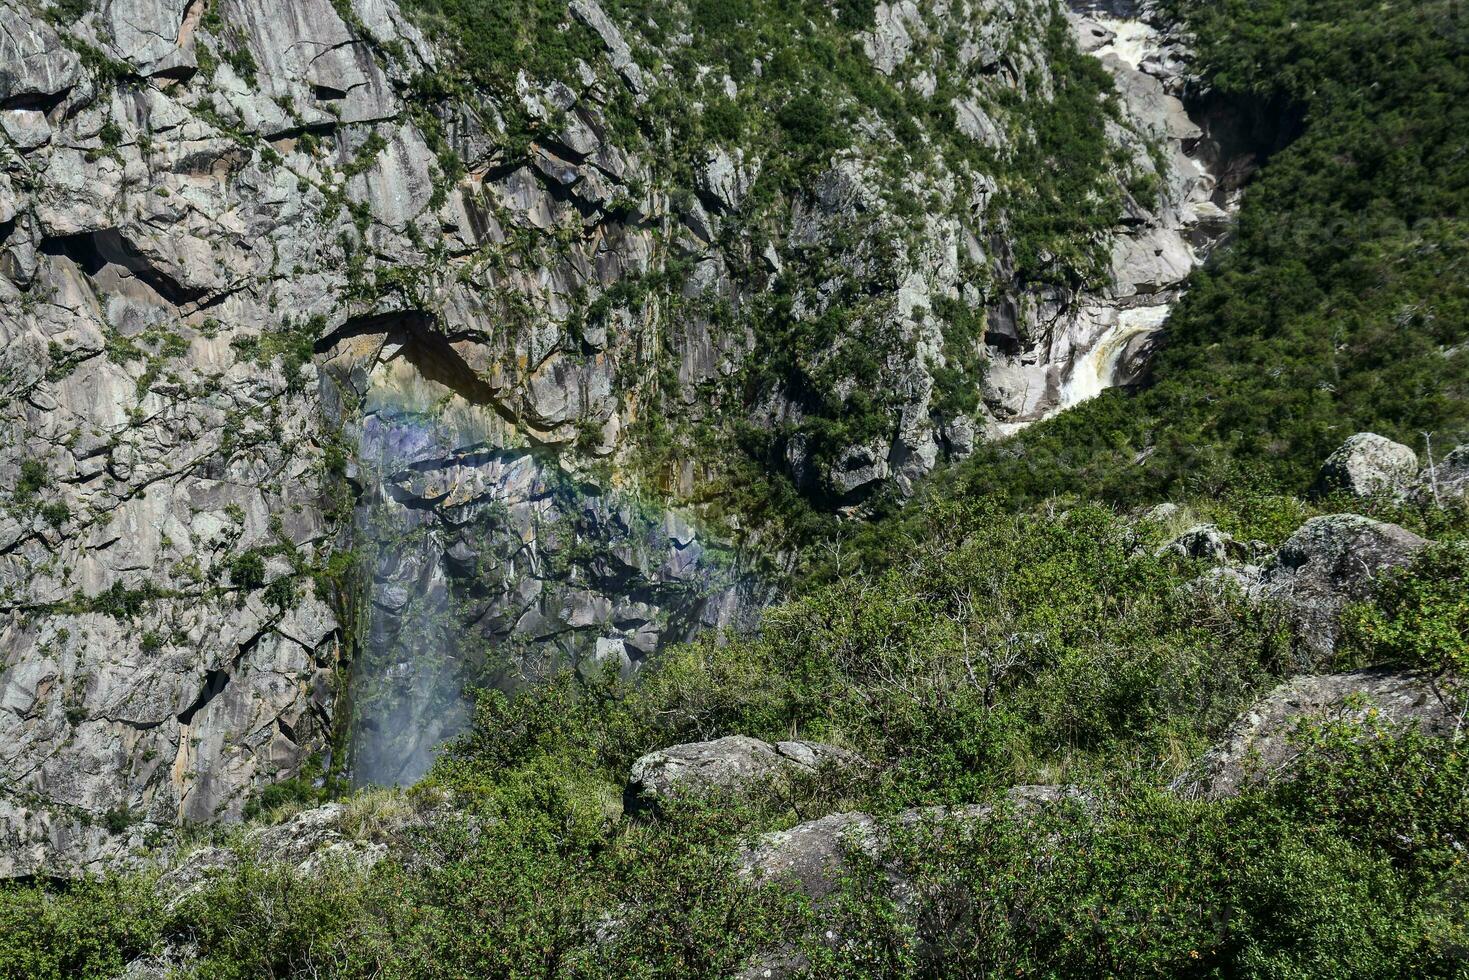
[154,802,388,909]
[738,785,1075,900]
[1414,444,1469,506]
[1251,514,1428,660]
[1174,669,1463,800]
[1312,432,1420,499]
[625,735,866,814]
[0,0,431,877]
[123,796,443,977]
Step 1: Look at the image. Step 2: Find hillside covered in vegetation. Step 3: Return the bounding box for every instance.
[918,0,1469,510]
[2,0,1468,976]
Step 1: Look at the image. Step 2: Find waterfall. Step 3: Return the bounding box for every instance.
[1056,304,1171,409]
[317,316,758,790]
[347,410,477,787]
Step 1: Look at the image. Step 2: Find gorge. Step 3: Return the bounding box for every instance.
[0,0,1257,871]
[2,0,1467,974]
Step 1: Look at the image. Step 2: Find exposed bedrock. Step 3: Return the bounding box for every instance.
[0,0,1280,874]
[318,314,762,786]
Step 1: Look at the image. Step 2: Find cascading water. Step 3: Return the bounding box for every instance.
[1056,304,1171,408]
[320,316,758,789]
[320,318,518,788]
[348,411,475,787]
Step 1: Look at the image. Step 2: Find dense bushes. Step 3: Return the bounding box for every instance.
[915,0,1469,513]
[1342,542,1469,676]
[622,500,1288,800]
[1,498,1465,976]
[812,742,1469,977]
[0,875,160,980]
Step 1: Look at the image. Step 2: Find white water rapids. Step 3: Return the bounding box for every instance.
[1056,304,1171,408]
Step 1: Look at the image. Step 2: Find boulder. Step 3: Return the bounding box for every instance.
[625,736,866,813]
[1253,514,1428,659]
[1140,501,1182,524]
[735,786,1079,978]
[738,785,1073,903]
[1312,432,1419,499]
[1413,444,1469,506]
[1173,669,1462,800]
[1157,523,1239,563]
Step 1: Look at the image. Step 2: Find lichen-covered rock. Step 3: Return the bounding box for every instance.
[1173,669,1462,800]
[1312,432,1420,499]
[625,736,866,813]
[1413,444,1469,506]
[1189,563,1263,597]
[154,802,387,908]
[1253,514,1428,660]
[1158,523,1239,562]
[737,785,1075,902]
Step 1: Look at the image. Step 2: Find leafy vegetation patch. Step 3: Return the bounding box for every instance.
[921,0,1469,512]
[1,497,1465,976]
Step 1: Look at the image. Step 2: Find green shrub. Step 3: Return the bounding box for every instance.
[79,580,166,620]
[14,460,45,502]
[1343,542,1469,674]
[228,551,267,591]
[170,859,367,980]
[0,876,161,980]
[102,806,134,834]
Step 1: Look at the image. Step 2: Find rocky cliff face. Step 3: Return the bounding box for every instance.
[0,0,1243,874]
[987,1,1234,429]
